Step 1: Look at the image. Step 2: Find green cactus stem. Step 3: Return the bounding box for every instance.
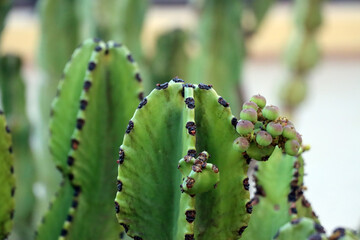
[189,0,244,112]
[0,0,11,40]
[0,109,15,239]
[36,39,143,239]
[241,147,298,240]
[280,0,324,116]
[116,80,250,239]
[0,55,36,240]
[148,29,189,90]
[329,228,360,240]
[273,217,326,240]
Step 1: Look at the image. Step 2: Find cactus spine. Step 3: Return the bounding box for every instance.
[36,39,142,239]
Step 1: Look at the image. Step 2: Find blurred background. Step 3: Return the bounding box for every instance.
[0,0,359,238]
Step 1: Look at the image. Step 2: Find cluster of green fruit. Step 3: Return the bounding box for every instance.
[233,94,302,156]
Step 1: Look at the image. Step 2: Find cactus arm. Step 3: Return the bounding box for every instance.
[116,82,184,239]
[0,54,36,240]
[49,39,99,174]
[116,81,250,239]
[117,0,148,59]
[0,110,15,239]
[39,39,142,239]
[38,0,79,82]
[273,217,326,240]
[35,180,74,240]
[59,41,141,239]
[149,29,189,87]
[280,0,324,115]
[189,0,244,111]
[0,0,11,39]
[242,147,297,240]
[193,86,249,239]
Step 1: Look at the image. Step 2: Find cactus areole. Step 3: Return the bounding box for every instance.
[115,80,303,239]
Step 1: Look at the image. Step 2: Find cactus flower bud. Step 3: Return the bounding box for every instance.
[256,131,273,146]
[240,108,257,123]
[282,125,297,139]
[250,94,266,108]
[243,101,259,111]
[262,105,280,120]
[266,122,283,136]
[284,140,300,156]
[233,137,250,152]
[236,120,254,136]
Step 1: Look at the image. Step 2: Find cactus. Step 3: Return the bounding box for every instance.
[0,55,36,240]
[149,29,189,89]
[273,217,326,240]
[241,147,298,239]
[0,109,15,239]
[189,0,244,111]
[115,80,250,239]
[0,0,11,39]
[280,0,324,116]
[36,39,142,239]
[114,77,309,239]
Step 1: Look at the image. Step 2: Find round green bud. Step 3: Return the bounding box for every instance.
[236,120,254,135]
[262,105,280,120]
[250,94,266,108]
[256,131,273,146]
[233,137,250,152]
[266,122,283,136]
[285,140,300,156]
[242,101,258,111]
[282,125,297,139]
[240,108,257,123]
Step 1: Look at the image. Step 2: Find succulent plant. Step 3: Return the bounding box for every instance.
[280,0,324,116]
[0,109,15,239]
[0,55,36,240]
[189,0,244,111]
[114,78,309,239]
[36,0,149,227]
[274,217,326,240]
[0,0,11,38]
[148,29,189,90]
[36,38,142,239]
